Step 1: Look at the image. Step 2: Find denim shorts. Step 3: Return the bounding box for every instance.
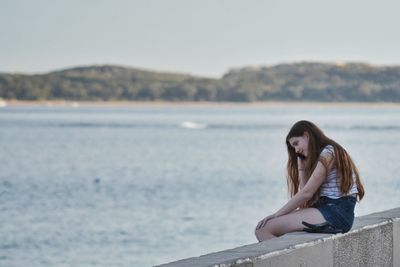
[312,195,357,233]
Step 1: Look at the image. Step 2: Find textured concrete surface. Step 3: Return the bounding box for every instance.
[253,238,334,267]
[333,222,392,267]
[155,207,400,267]
[393,219,400,267]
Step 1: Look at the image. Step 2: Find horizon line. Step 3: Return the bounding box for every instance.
[1,59,400,78]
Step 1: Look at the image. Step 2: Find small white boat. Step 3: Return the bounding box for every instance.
[180,121,207,129]
[0,99,7,107]
[71,102,80,108]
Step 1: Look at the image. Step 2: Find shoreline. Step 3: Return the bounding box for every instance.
[2,100,400,108]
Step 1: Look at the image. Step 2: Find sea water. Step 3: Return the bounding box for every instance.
[1,104,400,267]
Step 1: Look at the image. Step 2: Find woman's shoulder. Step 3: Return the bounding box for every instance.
[320,144,335,156]
[319,145,336,170]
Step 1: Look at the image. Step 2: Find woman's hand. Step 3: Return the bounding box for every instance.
[297,155,306,171]
[256,214,276,230]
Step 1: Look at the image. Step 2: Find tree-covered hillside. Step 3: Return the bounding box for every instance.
[1,62,400,102]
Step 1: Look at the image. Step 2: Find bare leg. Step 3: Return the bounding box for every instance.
[255,208,326,242]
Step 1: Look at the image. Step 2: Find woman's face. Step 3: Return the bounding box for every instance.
[288,132,309,158]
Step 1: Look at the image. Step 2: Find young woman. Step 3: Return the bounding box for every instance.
[255,120,365,242]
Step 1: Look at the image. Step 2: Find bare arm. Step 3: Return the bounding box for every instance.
[297,156,307,189]
[256,161,328,230]
[298,170,307,189]
[274,161,327,217]
[256,149,335,230]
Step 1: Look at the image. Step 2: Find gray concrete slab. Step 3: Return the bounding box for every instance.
[349,207,400,231]
[228,232,331,257]
[154,208,400,267]
[155,250,253,267]
[393,219,400,267]
[360,207,400,219]
[333,222,393,267]
[254,239,334,267]
[352,216,390,230]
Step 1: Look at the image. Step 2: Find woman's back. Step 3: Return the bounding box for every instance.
[319,145,358,199]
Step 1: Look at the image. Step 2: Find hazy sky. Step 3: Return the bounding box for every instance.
[1,0,399,77]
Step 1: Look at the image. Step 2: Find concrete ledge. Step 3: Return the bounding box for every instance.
[155,207,400,267]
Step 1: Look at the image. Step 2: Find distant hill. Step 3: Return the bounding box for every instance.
[1,62,400,102]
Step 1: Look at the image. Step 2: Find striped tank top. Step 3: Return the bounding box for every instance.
[319,145,358,199]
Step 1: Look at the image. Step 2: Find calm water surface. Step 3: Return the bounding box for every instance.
[1,104,400,266]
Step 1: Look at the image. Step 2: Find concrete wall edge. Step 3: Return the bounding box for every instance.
[155,208,400,267]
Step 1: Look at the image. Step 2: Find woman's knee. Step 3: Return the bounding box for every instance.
[255,221,273,238]
[254,226,262,240]
[260,219,283,236]
[255,223,277,242]
[254,226,263,241]
[254,228,260,241]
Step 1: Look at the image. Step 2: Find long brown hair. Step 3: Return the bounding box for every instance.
[285,120,365,207]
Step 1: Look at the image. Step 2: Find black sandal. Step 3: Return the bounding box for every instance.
[302,221,343,234]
